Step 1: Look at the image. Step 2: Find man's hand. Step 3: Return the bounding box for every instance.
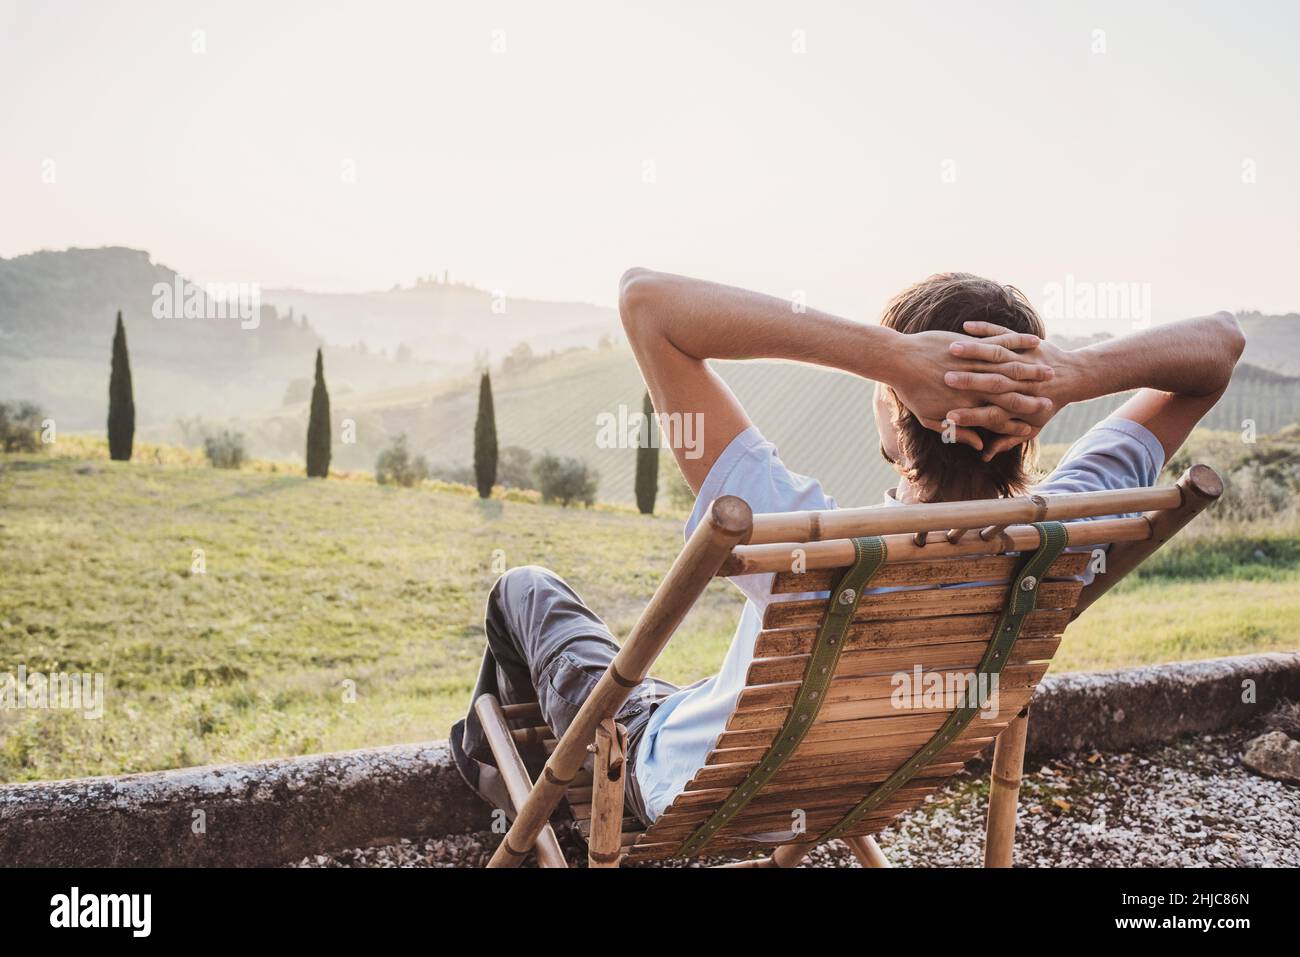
[950,312,1244,465]
[889,326,1056,452]
[940,320,1084,460]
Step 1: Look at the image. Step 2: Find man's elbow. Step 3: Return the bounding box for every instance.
[618,267,660,337]
[1212,310,1247,385]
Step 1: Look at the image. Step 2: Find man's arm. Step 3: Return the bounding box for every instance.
[618,268,1053,492]
[946,312,1246,463]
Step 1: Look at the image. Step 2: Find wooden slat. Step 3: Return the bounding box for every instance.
[762,581,1081,630]
[716,710,952,749]
[734,662,1048,713]
[500,701,543,722]
[651,797,938,844]
[723,516,1151,576]
[705,713,1012,765]
[752,608,1069,657]
[509,724,553,746]
[662,765,959,811]
[627,809,906,861]
[574,814,640,834]
[659,782,942,822]
[724,685,1036,730]
[770,551,1090,594]
[629,791,949,860]
[686,735,993,790]
[745,636,1060,685]
[646,784,941,842]
[745,486,1178,546]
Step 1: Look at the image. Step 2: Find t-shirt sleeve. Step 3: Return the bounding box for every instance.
[684,426,836,605]
[1037,415,1166,515]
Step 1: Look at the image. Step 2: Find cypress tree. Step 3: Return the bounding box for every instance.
[473,371,498,498]
[305,348,331,478]
[635,390,659,515]
[107,310,135,461]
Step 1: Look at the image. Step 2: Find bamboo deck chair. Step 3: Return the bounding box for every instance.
[474,465,1223,868]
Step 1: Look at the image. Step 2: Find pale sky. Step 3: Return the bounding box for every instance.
[3,0,1298,332]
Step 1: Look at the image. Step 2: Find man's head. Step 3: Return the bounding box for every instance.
[874,272,1045,502]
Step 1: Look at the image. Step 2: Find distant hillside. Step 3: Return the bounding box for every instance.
[262,279,620,365]
[8,248,1296,488]
[179,342,1300,507]
[0,247,449,428]
[1236,312,1300,376]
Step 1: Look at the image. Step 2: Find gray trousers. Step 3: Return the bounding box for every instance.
[456,565,678,827]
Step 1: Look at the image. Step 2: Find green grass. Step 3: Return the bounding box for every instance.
[1,448,1297,783]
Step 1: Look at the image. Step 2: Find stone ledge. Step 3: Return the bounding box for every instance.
[1025,650,1300,759]
[1,651,1296,867]
[0,740,491,867]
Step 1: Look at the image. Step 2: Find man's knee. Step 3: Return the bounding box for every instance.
[492,564,563,604]
[486,565,569,646]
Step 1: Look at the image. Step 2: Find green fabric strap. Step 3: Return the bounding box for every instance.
[817,520,1069,844]
[675,536,888,858]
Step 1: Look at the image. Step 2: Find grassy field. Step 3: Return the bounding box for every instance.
[2,443,1298,784]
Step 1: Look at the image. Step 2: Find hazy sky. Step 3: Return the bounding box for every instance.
[3,0,1298,332]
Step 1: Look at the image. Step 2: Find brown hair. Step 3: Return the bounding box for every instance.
[880,272,1044,502]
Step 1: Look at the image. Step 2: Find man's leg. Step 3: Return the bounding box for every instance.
[452,565,676,822]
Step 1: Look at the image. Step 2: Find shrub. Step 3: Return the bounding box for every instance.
[375,434,430,487]
[0,401,44,453]
[429,446,536,492]
[535,453,598,507]
[659,451,696,513]
[282,377,311,406]
[203,431,246,469]
[498,446,536,489]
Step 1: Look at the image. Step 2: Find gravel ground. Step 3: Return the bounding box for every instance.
[291,728,1299,868]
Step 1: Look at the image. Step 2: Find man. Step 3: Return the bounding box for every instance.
[452,269,1244,829]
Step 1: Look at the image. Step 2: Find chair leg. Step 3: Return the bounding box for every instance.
[588,719,626,868]
[713,841,813,868]
[984,705,1030,868]
[845,835,891,868]
[772,842,813,867]
[474,694,569,868]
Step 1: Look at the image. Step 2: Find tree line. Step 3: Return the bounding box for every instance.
[98,312,668,512]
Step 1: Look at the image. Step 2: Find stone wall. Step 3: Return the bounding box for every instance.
[2,651,1296,867]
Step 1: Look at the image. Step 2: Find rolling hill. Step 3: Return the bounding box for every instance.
[198,340,1300,507]
[0,247,453,428]
[263,278,620,366]
[6,246,1298,501]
